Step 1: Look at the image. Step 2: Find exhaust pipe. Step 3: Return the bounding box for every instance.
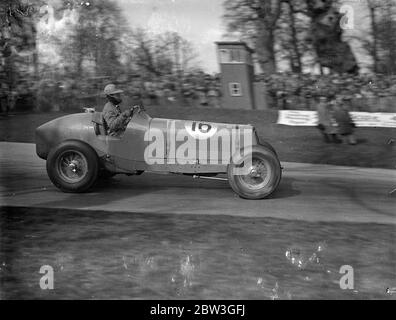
[193,175,228,181]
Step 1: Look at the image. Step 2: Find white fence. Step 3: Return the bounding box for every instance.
[277,110,396,128]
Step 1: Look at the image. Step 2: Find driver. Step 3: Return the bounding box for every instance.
[102,84,138,136]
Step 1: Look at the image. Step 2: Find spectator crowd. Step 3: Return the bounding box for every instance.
[261,72,396,112]
[0,70,222,113]
[2,69,396,114]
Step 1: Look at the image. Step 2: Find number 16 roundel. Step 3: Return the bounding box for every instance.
[185,121,217,140]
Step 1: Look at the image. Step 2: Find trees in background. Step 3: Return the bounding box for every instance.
[37,0,199,82]
[0,0,41,111]
[6,0,395,112]
[37,0,129,80]
[275,0,312,74]
[348,0,396,75]
[305,0,358,74]
[223,0,282,74]
[223,0,359,74]
[125,29,198,79]
[362,0,396,75]
[0,0,201,111]
[67,0,127,79]
[376,2,396,75]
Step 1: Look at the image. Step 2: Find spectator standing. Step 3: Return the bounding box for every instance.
[196,83,208,106]
[333,96,357,145]
[182,82,195,107]
[0,83,9,115]
[316,96,341,143]
[207,81,220,108]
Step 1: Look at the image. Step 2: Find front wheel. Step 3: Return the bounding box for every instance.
[227,145,281,199]
[46,140,99,193]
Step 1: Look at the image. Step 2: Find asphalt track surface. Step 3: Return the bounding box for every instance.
[1,142,395,225]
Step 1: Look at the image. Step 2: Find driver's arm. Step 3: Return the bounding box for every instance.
[103,107,132,133]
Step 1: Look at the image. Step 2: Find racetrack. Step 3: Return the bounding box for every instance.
[1,142,395,299]
[0,142,395,224]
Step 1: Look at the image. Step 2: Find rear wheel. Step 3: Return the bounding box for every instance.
[46,140,99,192]
[227,145,281,199]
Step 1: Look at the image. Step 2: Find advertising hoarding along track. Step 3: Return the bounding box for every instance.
[277,110,396,128]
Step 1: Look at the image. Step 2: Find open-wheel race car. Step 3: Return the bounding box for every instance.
[35,106,282,199]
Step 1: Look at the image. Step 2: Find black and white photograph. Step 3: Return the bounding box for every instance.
[0,0,395,305]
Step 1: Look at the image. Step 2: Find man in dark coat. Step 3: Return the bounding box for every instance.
[333,96,357,145]
[316,96,341,143]
[102,84,137,136]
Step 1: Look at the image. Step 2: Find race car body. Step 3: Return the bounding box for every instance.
[36,107,281,199]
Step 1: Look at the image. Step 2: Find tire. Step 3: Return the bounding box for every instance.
[227,145,282,200]
[46,140,99,193]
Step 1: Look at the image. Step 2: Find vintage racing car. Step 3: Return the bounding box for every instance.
[35,106,282,199]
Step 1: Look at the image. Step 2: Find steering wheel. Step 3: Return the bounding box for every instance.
[131,105,145,115]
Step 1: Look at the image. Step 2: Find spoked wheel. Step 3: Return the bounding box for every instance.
[46,140,99,192]
[237,157,272,190]
[227,145,281,199]
[57,150,88,183]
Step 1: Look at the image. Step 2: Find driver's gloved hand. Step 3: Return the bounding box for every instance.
[131,105,142,114]
[122,109,133,118]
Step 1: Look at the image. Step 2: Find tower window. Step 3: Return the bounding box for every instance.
[229,82,242,96]
[219,49,231,63]
[219,48,245,63]
[230,49,241,62]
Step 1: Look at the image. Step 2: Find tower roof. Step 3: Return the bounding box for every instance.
[215,41,254,53]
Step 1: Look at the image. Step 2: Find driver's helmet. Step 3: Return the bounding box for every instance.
[103,83,123,96]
